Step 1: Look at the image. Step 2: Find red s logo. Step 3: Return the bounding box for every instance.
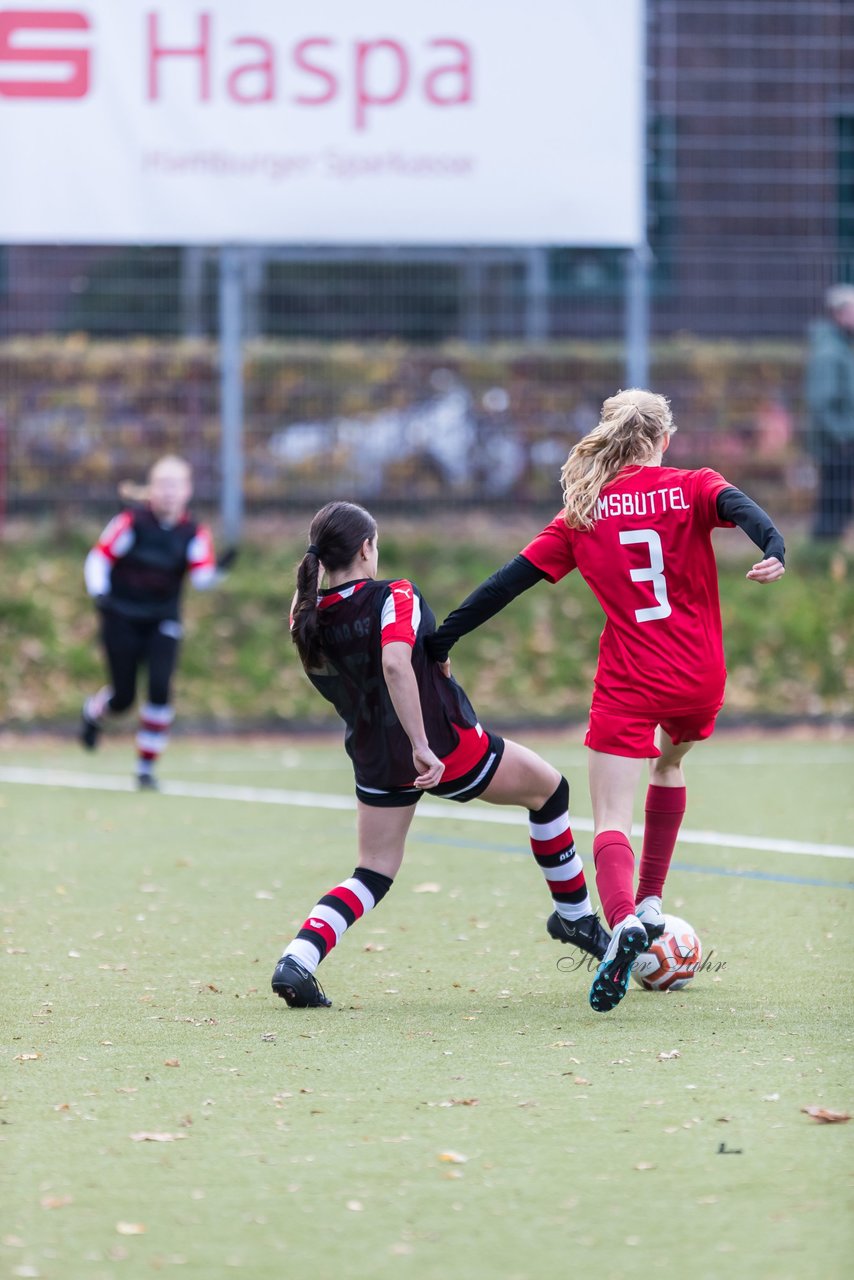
[0,9,90,98]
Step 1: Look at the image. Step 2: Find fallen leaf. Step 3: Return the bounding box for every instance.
[445,1098,479,1107]
[801,1106,850,1124]
[255,890,274,900]
[573,1077,591,1086]
[40,1195,73,1210]
[260,1033,277,1042]
[345,1200,364,1212]
[129,1132,185,1142]
[634,1162,655,1171]
[697,1196,719,1205]
[438,1151,468,1164]
[164,1059,180,1068]
[363,943,386,952]
[413,883,441,894]
[657,1050,681,1061]
[762,1093,780,1102]
[116,1222,146,1235]
[14,1053,41,1062]
[53,1103,71,1112]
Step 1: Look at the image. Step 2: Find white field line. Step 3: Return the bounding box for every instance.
[2,765,853,862]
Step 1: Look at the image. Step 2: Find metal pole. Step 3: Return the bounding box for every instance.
[524,247,549,342]
[218,246,244,546]
[625,243,650,387]
[625,0,649,387]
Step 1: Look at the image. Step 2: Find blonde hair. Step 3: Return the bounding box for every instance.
[560,389,676,530]
[118,455,191,504]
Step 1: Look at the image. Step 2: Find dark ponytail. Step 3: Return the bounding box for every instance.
[291,501,378,671]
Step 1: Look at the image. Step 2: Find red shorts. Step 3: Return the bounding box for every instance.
[584,696,722,759]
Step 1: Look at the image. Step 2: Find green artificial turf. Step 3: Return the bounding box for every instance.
[2,735,852,1280]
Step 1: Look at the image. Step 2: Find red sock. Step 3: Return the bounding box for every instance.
[592,831,636,929]
[637,785,687,902]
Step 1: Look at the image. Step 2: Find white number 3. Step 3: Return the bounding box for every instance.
[619,529,672,622]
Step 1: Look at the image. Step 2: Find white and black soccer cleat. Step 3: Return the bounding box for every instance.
[636,895,666,943]
[79,708,102,751]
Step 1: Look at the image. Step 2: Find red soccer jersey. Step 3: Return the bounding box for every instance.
[521,465,735,712]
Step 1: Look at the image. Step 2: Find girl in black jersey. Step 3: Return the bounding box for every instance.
[272,500,609,1009]
[80,455,233,789]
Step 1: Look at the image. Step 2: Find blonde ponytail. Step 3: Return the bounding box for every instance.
[117,456,192,506]
[118,480,151,503]
[560,389,676,530]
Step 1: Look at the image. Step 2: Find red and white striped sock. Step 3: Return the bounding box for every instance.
[283,866,394,974]
[528,777,593,921]
[135,702,174,774]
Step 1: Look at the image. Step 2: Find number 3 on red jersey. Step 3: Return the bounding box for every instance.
[619,529,672,623]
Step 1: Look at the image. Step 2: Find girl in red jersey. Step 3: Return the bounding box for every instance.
[80,455,234,789]
[271,500,609,1009]
[426,389,786,1014]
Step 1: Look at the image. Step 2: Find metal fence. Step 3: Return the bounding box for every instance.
[0,0,850,528]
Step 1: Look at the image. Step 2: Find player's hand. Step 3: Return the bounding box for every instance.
[412,744,445,790]
[746,556,785,583]
[423,634,449,664]
[438,659,451,679]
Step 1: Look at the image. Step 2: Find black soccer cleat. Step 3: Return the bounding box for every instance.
[271,956,332,1008]
[79,710,102,751]
[547,910,610,961]
[589,916,650,1013]
[136,772,159,791]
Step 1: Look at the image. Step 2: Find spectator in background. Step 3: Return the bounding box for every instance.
[805,284,854,541]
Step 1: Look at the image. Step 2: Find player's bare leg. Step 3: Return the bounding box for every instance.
[636,734,696,940]
[272,803,415,1008]
[586,749,649,1012]
[480,740,609,961]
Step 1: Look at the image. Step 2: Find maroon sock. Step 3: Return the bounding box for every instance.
[637,785,687,902]
[592,831,636,929]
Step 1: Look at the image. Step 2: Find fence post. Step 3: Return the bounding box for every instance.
[524,248,549,342]
[218,246,244,546]
[625,243,650,388]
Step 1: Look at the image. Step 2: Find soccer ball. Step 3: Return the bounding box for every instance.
[631,914,702,991]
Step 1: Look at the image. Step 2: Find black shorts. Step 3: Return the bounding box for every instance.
[355,725,505,809]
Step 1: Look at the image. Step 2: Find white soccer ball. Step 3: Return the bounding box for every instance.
[631,913,702,991]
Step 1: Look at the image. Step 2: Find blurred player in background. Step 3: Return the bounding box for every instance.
[427,389,786,1014]
[80,455,235,789]
[271,499,609,1010]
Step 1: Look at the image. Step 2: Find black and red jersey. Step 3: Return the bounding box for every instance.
[306,577,479,791]
[86,507,216,621]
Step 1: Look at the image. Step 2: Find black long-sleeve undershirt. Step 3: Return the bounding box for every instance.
[716,486,786,565]
[424,486,785,663]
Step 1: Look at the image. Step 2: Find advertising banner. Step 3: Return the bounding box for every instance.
[0,1,643,244]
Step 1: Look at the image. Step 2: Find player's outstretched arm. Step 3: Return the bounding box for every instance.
[716,487,786,584]
[745,556,786,583]
[425,554,547,662]
[381,641,445,789]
